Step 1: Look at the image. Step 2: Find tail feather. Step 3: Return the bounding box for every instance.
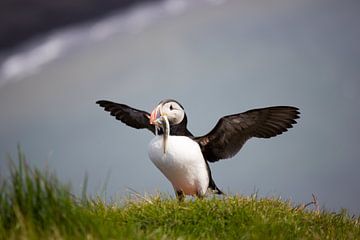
[208,178,224,195]
[206,160,224,195]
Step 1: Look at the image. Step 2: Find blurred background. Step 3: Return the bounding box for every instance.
[1,0,359,214]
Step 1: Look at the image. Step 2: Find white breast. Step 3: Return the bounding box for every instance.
[148,135,209,196]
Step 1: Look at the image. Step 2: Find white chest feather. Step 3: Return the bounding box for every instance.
[148,135,209,196]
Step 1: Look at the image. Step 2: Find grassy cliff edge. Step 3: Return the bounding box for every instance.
[1,151,359,239]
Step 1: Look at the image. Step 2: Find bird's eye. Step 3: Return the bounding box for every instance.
[170,105,174,111]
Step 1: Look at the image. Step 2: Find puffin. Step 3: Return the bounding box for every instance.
[96,99,299,200]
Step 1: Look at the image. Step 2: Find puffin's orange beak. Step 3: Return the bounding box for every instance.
[149,105,161,125]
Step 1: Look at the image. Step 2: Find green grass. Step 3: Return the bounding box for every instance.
[1,149,359,239]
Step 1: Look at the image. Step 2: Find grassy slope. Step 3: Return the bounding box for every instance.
[1,152,359,239]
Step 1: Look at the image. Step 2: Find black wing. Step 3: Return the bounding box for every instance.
[96,100,155,134]
[194,106,300,162]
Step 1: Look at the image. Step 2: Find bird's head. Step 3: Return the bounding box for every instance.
[149,99,185,128]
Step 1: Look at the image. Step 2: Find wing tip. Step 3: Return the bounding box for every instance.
[273,106,301,120]
[96,100,110,107]
[292,107,301,119]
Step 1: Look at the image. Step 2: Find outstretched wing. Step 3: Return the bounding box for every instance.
[96,100,155,134]
[194,106,300,162]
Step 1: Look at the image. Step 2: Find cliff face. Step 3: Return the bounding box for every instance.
[0,0,161,51]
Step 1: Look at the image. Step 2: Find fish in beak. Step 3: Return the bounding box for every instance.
[150,105,162,126]
[149,105,169,153]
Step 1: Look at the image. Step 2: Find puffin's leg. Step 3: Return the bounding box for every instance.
[176,190,185,202]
